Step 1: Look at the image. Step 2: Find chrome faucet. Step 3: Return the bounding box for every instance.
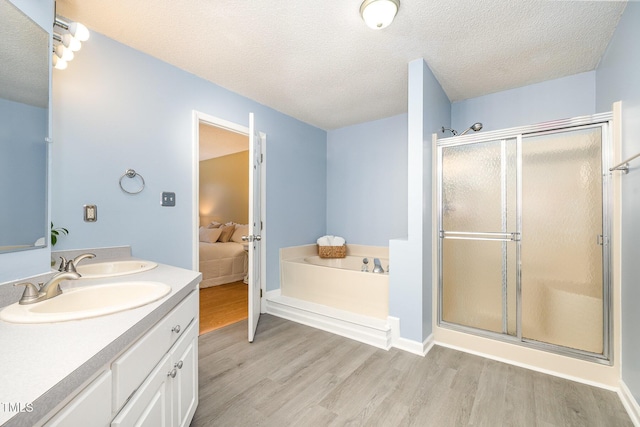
[373,258,385,274]
[15,271,81,305]
[58,253,96,273]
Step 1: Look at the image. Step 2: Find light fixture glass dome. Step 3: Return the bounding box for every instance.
[52,55,68,70]
[54,44,74,62]
[360,0,400,30]
[61,33,82,51]
[68,22,90,41]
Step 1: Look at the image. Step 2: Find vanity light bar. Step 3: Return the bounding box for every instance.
[51,17,90,70]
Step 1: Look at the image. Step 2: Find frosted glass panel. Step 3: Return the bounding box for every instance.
[442,239,504,333]
[520,127,603,353]
[442,141,503,232]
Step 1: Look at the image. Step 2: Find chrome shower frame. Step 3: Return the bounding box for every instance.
[436,112,614,364]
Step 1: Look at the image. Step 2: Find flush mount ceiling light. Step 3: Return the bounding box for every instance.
[360,0,400,30]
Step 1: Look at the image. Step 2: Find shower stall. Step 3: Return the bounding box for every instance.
[437,113,613,363]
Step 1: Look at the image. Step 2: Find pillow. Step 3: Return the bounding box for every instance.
[207,221,222,229]
[199,227,222,243]
[231,224,249,243]
[218,224,236,243]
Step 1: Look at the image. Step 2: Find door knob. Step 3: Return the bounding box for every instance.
[254,235,261,241]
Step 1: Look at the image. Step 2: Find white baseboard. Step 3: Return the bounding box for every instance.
[386,316,434,356]
[619,380,640,426]
[265,292,393,350]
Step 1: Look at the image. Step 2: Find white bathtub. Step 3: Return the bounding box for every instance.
[280,248,389,320]
[303,255,389,272]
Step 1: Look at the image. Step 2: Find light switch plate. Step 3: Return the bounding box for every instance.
[84,204,97,222]
[161,192,176,207]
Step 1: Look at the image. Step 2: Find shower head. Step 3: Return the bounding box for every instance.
[459,122,483,136]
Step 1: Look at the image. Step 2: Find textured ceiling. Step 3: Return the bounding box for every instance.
[56,0,627,130]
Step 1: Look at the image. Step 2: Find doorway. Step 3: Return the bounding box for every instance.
[192,112,265,339]
[437,114,613,362]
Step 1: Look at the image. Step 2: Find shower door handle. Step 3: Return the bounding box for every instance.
[440,231,520,242]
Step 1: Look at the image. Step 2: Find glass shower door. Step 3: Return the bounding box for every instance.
[440,139,518,334]
[438,121,610,359]
[520,127,604,354]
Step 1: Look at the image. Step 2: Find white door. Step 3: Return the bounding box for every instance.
[247,113,263,342]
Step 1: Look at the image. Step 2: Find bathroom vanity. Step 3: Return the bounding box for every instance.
[0,259,201,427]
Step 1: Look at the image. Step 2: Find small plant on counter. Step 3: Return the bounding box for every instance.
[50,222,68,246]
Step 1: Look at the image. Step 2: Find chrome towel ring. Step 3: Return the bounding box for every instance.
[119,169,145,194]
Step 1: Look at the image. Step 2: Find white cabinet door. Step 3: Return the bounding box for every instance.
[46,370,112,427]
[111,355,172,427]
[171,321,198,427]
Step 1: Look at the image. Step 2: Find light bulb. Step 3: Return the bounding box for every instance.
[62,33,82,52]
[52,55,68,70]
[360,0,399,30]
[68,22,90,41]
[54,44,74,62]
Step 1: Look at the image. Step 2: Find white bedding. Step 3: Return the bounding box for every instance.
[199,241,248,288]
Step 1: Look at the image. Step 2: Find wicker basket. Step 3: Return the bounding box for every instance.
[318,244,346,258]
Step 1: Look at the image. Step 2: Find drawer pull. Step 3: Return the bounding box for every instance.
[168,368,177,378]
[171,325,181,334]
[175,360,183,369]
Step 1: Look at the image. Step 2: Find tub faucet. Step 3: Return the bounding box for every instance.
[361,258,369,272]
[373,258,384,274]
[15,271,81,305]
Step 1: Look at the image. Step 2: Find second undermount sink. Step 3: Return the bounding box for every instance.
[76,260,158,279]
[0,281,171,324]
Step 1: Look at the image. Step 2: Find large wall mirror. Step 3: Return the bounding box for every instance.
[0,0,49,253]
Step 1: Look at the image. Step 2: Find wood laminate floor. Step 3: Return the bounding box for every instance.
[191,315,632,427]
[199,281,248,335]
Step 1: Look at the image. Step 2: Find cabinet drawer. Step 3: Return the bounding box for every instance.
[112,290,198,412]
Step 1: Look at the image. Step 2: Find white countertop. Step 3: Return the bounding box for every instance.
[0,260,201,426]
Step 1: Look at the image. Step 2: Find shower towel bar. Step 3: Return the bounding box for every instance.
[609,152,640,174]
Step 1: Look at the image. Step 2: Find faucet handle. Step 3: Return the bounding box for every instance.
[14,282,40,304]
[57,256,68,272]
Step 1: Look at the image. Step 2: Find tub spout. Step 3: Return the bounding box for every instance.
[373,258,384,274]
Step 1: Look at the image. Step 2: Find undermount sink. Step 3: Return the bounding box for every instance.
[0,281,171,324]
[75,260,158,279]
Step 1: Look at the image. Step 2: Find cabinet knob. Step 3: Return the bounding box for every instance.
[171,325,181,334]
[175,360,184,369]
[167,368,177,378]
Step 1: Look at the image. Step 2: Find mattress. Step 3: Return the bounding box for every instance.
[199,241,248,288]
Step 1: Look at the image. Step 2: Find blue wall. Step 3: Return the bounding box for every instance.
[452,71,596,132]
[326,114,408,245]
[596,2,640,402]
[0,99,47,247]
[389,59,451,342]
[52,32,327,291]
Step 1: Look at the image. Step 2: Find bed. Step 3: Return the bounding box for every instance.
[198,223,249,288]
